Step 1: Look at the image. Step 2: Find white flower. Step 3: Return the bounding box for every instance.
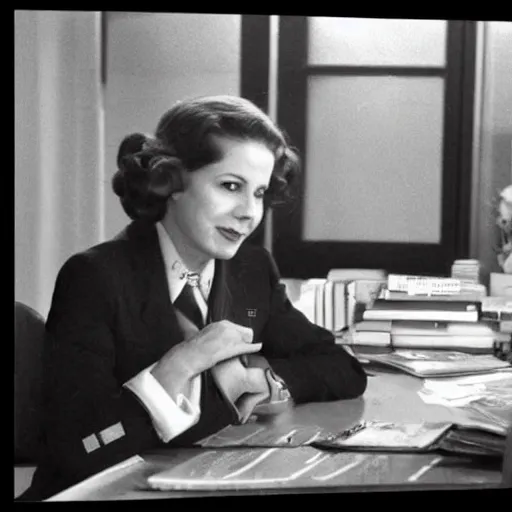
[497,185,512,233]
[496,184,512,273]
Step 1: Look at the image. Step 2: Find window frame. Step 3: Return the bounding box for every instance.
[240,14,271,247]
[273,17,477,278]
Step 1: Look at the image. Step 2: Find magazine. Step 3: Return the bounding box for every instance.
[312,420,507,459]
[198,422,327,448]
[145,419,508,492]
[312,421,453,451]
[361,350,512,378]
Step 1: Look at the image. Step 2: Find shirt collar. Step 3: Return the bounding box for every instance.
[155,222,215,303]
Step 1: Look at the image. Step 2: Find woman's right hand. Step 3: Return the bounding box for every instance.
[150,319,262,397]
[183,319,262,375]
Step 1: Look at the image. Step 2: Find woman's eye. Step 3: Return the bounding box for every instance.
[222,182,241,192]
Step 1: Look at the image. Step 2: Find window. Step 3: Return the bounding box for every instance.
[273,17,476,278]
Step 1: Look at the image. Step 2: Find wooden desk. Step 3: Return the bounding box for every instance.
[48,371,505,501]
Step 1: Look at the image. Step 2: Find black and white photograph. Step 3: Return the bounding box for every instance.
[14,10,512,501]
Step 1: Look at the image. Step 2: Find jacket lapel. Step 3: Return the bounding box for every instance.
[122,221,184,351]
[208,259,232,323]
[123,222,254,348]
[208,254,253,329]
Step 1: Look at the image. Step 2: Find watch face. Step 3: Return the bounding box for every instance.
[264,368,291,404]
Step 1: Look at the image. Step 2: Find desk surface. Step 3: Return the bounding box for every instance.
[48,370,505,501]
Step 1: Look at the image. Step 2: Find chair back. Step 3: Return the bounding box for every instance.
[14,301,45,464]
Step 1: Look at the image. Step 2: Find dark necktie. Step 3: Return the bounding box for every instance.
[172,271,290,425]
[174,278,204,329]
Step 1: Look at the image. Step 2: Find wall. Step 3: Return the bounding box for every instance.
[471,22,512,286]
[14,11,241,317]
[15,11,103,318]
[103,12,241,239]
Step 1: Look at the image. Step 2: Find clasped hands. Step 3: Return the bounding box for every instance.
[151,315,290,423]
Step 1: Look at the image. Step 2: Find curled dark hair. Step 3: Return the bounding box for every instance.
[112,95,300,222]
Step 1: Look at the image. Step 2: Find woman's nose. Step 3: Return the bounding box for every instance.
[234,195,260,220]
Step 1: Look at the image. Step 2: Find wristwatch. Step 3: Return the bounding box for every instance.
[238,353,292,418]
[251,367,292,417]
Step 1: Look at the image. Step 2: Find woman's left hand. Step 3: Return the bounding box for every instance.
[212,357,270,424]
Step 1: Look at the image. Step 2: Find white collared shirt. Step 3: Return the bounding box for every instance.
[123,222,215,443]
[155,222,214,324]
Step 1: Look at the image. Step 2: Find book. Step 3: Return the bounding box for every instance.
[330,280,358,332]
[391,334,495,351]
[312,420,508,459]
[355,319,494,337]
[283,278,325,324]
[323,281,334,332]
[348,320,503,352]
[314,281,325,328]
[360,350,512,378]
[351,330,391,347]
[451,259,481,284]
[326,268,387,282]
[363,299,480,323]
[354,319,393,332]
[332,280,349,331]
[381,289,486,303]
[387,274,462,295]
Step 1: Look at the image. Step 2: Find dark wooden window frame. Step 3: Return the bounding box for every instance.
[272,17,477,279]
[240,15,271,247]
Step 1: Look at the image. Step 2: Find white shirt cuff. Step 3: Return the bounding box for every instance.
[123,363,201,443]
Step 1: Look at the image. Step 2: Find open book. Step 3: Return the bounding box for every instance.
[146,419,508,492]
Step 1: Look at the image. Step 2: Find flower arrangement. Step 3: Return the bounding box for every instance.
[496,184,512,273]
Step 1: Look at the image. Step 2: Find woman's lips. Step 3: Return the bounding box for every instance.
[217,227,244,242]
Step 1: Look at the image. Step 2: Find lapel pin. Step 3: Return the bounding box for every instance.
[247,308,257,318]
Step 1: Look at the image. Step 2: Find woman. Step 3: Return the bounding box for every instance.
[21,95,367,500]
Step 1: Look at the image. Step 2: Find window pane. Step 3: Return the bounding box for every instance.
[303,76,444,243]
[308,17,447,67]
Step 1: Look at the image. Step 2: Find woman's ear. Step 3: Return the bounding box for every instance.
[169,169,185,199]
[170,190,184,201]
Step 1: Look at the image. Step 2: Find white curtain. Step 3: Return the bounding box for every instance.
[15,10,105,318]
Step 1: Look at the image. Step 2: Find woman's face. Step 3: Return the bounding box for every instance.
[163,136,275,270]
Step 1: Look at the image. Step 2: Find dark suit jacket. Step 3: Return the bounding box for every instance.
[22,220,367,500]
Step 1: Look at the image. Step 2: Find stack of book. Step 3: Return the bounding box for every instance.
[451,259,481,284]
[281,269,511,359]
[349,273,509,354]
[281,269,387,333]
[280,278,328,327]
